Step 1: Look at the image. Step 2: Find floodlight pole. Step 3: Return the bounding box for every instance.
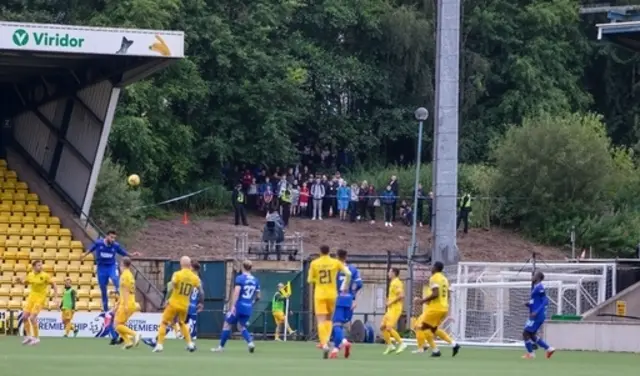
[408,107,429,317]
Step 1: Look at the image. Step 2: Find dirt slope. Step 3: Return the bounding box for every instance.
[126,213,566,262]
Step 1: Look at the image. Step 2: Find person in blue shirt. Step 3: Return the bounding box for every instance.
[523,271,555,359]
[212,260,260,353]
[186,260,203,340]
[82,230,139,313]
[330,249,363,359]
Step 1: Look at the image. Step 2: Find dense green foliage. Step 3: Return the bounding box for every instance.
[4,0,640,252]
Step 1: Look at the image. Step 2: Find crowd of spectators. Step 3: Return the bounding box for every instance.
[228,163,434,229]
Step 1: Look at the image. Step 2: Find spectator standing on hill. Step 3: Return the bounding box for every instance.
[290,183,300,217]
[337,181,351,221]
[414,184,425,227]
[242,170,253,192]
[232,183,248,226]
[358,181,368,220]
[388,175,399,221]
[349,183,359,222]
[367,185,378,224]
[382,185,396,227]
[280,185,292,227]
[457,192,472,234]
[311,178,325,220]
[248,178,258,211]
[327,180,337,218]
[261,178,274,214]
[299,182,309,217]
[306,175,315,218]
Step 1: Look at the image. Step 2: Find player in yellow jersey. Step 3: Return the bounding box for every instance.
[113,257,141,349]
[17,260,57,345]
[307,245,351,359]
[413,261,460,357]
[381,268,407,354]
[153,256,202,353]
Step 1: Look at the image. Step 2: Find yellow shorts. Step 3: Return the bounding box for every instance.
[382,309,402,328]
[24,296,46,315]
[420,309,448,329]
[314,298,336,316]
[161,303,188,324]
[115,302,138,324]
[61,309,74,321]
[273,311,285,324]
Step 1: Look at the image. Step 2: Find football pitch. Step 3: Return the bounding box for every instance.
[1,338,636,376]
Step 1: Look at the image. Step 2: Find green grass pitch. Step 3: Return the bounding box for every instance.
[1,338,636,376]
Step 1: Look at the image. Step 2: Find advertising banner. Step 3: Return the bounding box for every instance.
[1,310,186,338]
[0,22,184,58]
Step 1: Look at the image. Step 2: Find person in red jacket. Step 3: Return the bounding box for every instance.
[299,182,310,216]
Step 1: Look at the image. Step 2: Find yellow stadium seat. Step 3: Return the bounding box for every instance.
[83,252,94,261]
[11,285,23,296]
[60,229,72,240]
[8,300,21,310]
[0,300,7,310]
[0,225,6,235]
[67,263,79,273]
[26,193,38,204]
[0,204,10,213]
[48,216,60,226]
[78,264,93,274]
[5,237,17,246]
[38,206,50,216]
[68,273,79,283]
[55,253,68,262]
[42,249,56,260]
[89,289,102,299]
[50,274,63,284]
[30,249,43,260]
[11,204,24,213]
[79,274,92,285]
[35,216,47,226]
[0,193,13,202]
[75,301,88,311]
[42,263,54,273]
[77,288,90,299]
[88,301,102,311]
[0,216,7,224]
[18,238,31,247]
[13,264,26,273]
[12,212,23,218]
[7,227,19,237]
[3,250,17,260]
[0,160,6,168]
[0,285,9,296]
[53,264,67,273]
[68,252,81,261]
[12,192,25,201]
[13,201,26,207]
[44,239,57,249]
[5,170,16,179]
[25,212,36,219]
[45,228,59,238]
[16,181,28,190]
[31,239,45,248]
[24,204,36,214]
[70,240,83,250]
[58,239,70,248]
[0,275,12,284]
[17,249,30,260]
[21,217,34,227]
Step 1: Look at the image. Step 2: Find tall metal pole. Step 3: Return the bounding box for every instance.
[409,107,429,317]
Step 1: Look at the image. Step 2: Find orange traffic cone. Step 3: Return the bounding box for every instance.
[182,211,189,225]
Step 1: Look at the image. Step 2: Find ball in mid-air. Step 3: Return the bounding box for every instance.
[127,174,141,187]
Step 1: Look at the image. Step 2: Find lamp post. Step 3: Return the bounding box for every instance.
[408,107,429,316]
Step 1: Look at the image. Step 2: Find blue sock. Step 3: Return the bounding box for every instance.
[525,339,534,353]
[100,288,109,311]
[220,329,231,348]
[333,325,344,348]
[241,328,252,343]
[536,338,550,350]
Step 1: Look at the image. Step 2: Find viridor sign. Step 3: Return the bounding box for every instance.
[0,21,184,58]
[12,29,85,48]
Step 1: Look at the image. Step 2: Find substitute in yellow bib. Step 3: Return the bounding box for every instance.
[381,268,406,354]
[114,257,141,349]
[17,260,57,345]
[413,261,460,357]
[153,256,201,353]
[307,245,351,358]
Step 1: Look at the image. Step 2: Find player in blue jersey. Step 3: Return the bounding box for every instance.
[186,260,203,340]
[82,231,140,314]
[522,271,555,359]
[212,260,260,353]
[329,249,363,359]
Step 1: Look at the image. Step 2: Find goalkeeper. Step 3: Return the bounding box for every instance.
[272,283,295,340]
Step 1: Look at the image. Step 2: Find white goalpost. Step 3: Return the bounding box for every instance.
[403,261,616,348]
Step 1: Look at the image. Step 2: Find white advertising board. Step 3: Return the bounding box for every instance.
[1,310,184,339]
[0,22,184,58]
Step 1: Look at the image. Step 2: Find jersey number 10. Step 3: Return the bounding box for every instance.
[319,270,332,284]
[178,282,194,296]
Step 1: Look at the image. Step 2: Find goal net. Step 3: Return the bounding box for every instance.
[404,261,615,348]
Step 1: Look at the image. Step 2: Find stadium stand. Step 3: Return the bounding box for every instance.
[0,159,113,312]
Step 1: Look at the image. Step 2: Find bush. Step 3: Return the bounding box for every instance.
[90,155,145,236]
[490,112,640,253]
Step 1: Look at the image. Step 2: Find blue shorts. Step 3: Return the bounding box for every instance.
[226,312,250,327]
[333,306,353,324]
[524,318,544,334]
[338,201,349,211]
[97,264,119,291]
